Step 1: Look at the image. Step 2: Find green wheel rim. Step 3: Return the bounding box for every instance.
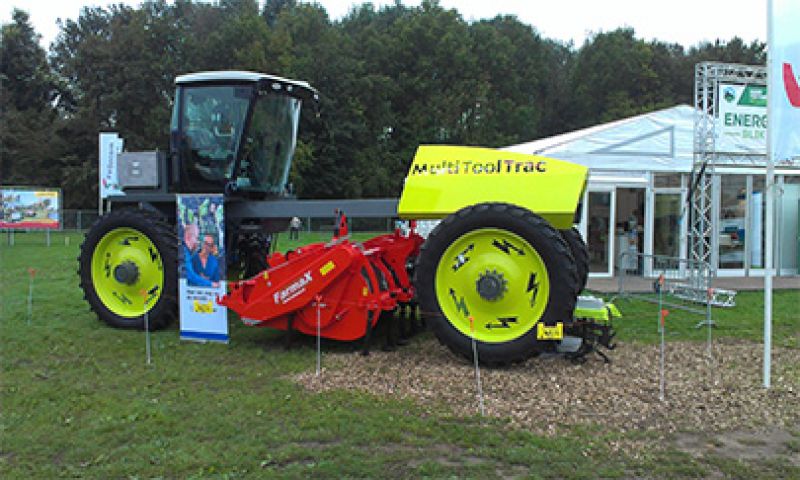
[90,227,164,317]
[435,228,550,343]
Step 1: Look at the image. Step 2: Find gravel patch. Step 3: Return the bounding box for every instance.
[293,336,800,437]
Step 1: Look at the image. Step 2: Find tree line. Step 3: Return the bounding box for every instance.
[1,0,765,208]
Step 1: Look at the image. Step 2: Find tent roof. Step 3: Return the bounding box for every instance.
[504,105,698,172]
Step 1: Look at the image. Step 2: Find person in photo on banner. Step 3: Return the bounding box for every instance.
[179,196,225,288]
[181,221,215,287]
[192,232,221,286]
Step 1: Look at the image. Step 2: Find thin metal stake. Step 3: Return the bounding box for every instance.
[659,311,666,402]
[315,296,323,377]
[140,289,152,365]
[469,316,485,417]
[27,274,34,325]
[658,275,666,402]
[706,288,713,359]
[145,311,151,365]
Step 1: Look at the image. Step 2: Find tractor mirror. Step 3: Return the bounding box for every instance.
[169,129,181,185]
[313,94,321,118]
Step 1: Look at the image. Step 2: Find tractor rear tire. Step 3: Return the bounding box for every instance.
[561,227,589,294]
[414,203,579,366]
[240,231,271,279]
[78,209,178,330]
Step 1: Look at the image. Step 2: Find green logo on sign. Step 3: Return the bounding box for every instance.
[737,85,767,107]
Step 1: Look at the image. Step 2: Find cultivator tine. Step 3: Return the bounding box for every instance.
[285,315,296,350]
[409,302,424,334]
[381,310,398,352]
[396,306,410,347]
[595,348,611,364]
[361,311,374,356]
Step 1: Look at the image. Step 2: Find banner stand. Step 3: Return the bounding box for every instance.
[177,194,229,344]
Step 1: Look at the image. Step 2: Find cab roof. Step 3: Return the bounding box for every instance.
[175,70,317,100]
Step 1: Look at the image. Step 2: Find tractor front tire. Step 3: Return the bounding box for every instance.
[414,203,579,365]
[78,209,178,330]
[561,227,589,294]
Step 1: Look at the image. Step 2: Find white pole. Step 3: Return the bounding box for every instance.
[764,0,775,389]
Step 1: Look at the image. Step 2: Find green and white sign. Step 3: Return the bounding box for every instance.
[717,83,767,154]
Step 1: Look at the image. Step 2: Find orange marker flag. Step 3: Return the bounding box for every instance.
[660,309,669,328]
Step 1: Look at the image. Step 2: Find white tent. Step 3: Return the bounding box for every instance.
[501,103,798,280]
[504,104,700,172]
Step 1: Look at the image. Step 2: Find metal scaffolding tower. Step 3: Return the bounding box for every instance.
[690,62,766,306]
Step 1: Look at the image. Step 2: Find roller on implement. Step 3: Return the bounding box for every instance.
[78,70,617,365]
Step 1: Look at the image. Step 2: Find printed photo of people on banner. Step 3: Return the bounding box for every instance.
[176,194,228,343]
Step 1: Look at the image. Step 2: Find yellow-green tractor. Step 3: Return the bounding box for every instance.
[79,71,615,365]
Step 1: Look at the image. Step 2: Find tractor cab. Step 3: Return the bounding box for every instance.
[170,71,318,197]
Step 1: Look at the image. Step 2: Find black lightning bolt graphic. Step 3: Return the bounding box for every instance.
[119,236,139,246]
[485,316,518,329]
[527,272,540,306]
[452,244,474,272]
[492,239,524,255]
[143,285,160,305]
[448,288,470,317]
[113,291,133,305]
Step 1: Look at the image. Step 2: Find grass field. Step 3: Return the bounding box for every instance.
[1,231,798,478]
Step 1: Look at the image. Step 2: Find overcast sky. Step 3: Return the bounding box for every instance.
[2,0,767,49]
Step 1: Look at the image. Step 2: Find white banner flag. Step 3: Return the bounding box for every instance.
[99,132,125,199]
[770,0,800,166]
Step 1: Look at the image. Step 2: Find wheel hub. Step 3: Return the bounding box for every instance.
[113,260,140,285]
[476,269,507,302]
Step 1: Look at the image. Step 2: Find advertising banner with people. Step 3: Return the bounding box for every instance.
[177,194,228,343]
[0,188,61,229]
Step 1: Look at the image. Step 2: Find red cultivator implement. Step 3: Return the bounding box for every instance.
[219,214,424,349]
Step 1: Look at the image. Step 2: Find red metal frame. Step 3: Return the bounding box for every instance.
[219,223,424,341]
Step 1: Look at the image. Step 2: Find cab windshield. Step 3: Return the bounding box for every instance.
[177,85,249,189]
[236,92,301,195]
[173,84,301,195]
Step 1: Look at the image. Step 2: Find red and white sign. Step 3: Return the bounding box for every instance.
[769,0,800,166]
